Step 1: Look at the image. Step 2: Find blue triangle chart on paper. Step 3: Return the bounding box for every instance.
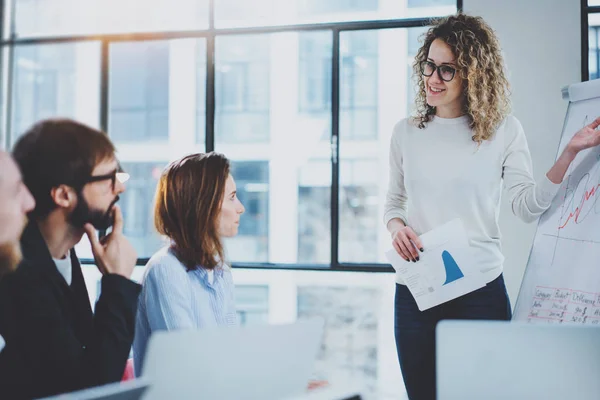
[442,250,464,285]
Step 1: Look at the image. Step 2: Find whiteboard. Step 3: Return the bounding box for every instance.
[513,79,600,324]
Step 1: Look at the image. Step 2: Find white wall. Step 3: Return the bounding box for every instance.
[463,0,581,304]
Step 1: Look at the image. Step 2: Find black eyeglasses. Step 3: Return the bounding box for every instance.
[83,165,130,191]
[419,60,457,82]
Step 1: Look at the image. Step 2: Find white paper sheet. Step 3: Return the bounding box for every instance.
[385,219,487,311]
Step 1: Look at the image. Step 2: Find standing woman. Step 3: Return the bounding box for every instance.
[133,152,245,375]
[384,13,600,400]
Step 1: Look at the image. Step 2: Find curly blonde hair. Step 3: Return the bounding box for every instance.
[412,13,511,143]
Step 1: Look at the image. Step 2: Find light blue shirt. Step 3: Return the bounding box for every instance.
[133,247,238,376]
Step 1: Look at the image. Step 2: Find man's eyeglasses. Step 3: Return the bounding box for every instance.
[83,165,130,191]
[419,60,457,82]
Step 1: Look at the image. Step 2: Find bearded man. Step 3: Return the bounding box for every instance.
[0,119,140,399]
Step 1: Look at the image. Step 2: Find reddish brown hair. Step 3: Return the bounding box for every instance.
[154,152,230,270]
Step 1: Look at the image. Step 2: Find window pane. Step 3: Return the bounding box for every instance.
[109,39,206,258]
[109,41,170,142]
[340,30,378,140]
[216,32,332,264]
[119,162,167,257]
[215,0,456,28]
[235,285,270,325]
[590,0,600,6]
[338,28,422,263]
[215,36,271,144]
[12,0,209,38]
[10,42,101,142]
[590,19,600,80]
[9,42,101,258]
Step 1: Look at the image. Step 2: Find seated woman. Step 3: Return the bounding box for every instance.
[133,152,245,376]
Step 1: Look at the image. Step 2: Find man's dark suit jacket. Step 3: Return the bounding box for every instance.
[0,222,141,399]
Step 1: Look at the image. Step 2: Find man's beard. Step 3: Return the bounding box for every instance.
[69,194,120,230]
[0,242,22,275]
[0,216,28,275]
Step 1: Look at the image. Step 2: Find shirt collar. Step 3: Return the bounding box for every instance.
[195,265,224,286]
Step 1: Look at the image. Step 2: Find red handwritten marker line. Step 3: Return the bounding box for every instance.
[559,183,600,229]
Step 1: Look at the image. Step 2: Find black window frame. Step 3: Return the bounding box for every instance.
[584,0,600,81]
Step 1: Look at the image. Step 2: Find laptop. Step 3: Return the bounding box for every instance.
[436,320,600,400]
[37,379,149,400]
[281,384,364,400]
[141,319,324,400]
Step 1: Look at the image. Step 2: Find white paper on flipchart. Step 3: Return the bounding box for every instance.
[514,79,600,322]
[385,219,487,311]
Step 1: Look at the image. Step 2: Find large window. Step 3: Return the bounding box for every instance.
[215,31,334,265]
[1,2,458,398]
[2,2,457,266]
